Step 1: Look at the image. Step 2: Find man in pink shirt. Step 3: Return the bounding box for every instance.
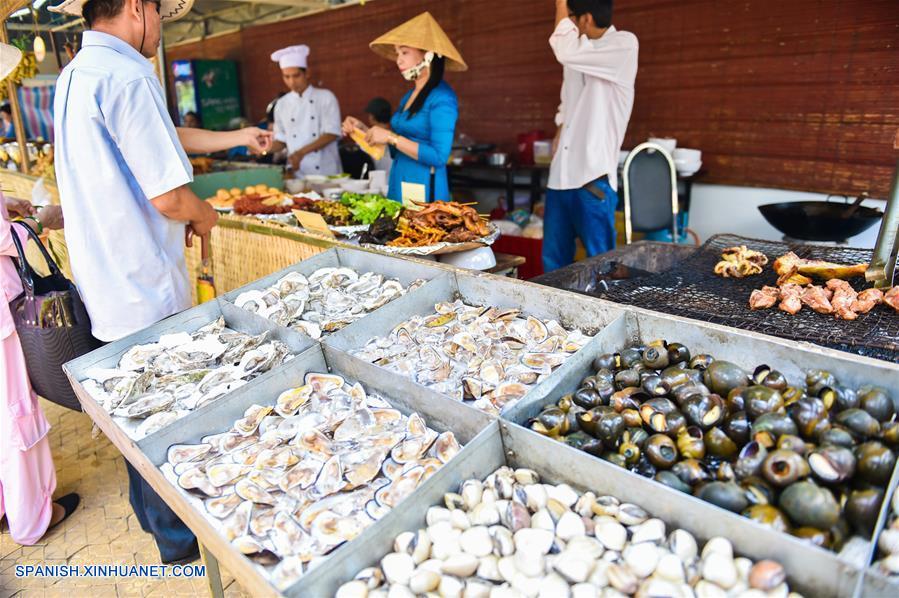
[543,0,638,271]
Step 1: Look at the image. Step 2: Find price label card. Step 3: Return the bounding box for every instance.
[292,210,336,238]
[401,182,426,211]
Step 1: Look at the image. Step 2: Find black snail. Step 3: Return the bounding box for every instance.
[529,340,897,551]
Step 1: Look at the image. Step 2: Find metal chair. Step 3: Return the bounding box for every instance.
[621,142,679,245]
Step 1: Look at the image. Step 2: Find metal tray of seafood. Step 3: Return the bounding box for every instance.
[63,298,317,442]
[502,308,899,566]
[324,270,627,417]
[295,422,863,598]
[68,340,494,597]
[219,246,451,338]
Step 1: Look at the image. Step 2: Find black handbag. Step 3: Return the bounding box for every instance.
[9,221,101,411]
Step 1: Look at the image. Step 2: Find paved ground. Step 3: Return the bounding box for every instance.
[1,399,250,598]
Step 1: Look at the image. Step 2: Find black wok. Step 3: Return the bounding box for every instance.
[758,200,882,242]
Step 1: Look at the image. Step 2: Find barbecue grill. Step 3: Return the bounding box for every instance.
[577,234,899,362]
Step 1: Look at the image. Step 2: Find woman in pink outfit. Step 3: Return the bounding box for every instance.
[0,192,80,544]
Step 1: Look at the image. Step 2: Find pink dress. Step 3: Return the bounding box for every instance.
[0,193,56,545]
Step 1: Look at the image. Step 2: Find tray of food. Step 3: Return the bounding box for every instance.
[359,201,499,255]
[296,422,862,597]
[504,307,899,571]
[133,343,492,594]
[324,272,625,417]
[220,247,449,340]
[62,300,314,442]
[589,234,899,362]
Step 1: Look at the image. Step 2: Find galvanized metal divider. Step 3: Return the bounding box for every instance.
[132,342,494,596]
[499,307,899,597]
[63,298,318,443]
[62,247,899,596]
[292,419,863,597]
[864,464,899,595]
[218,246,453,337]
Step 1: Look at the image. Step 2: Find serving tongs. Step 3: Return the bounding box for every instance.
[866,128,899,288]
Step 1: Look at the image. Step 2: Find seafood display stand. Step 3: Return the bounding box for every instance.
[64,246,899,597]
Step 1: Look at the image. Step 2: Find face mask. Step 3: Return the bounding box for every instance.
[401,51,436,81]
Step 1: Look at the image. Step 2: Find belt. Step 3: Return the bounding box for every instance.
[583,174,610,201]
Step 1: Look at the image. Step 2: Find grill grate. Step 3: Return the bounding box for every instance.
[594,234,899,362]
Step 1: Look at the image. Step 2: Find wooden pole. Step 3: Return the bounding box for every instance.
[1,23,30,174]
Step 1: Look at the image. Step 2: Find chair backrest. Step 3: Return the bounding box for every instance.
[622,142,678,244]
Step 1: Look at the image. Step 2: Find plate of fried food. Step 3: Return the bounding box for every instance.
[359,200,498,255]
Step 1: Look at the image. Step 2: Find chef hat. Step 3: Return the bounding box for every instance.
[271,45,311,70]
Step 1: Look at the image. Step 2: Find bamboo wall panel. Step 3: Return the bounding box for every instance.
[166,0,899,197]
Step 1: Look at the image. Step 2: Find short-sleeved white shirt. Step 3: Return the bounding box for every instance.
[54,31,194,342]
[273,86,342,176]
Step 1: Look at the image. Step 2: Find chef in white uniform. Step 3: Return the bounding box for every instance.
[270,45,342,176]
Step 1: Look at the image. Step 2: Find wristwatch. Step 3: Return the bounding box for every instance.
[388,134,399,147]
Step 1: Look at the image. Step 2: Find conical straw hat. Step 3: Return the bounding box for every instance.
[1,42,22,81]
[370,12,467,72]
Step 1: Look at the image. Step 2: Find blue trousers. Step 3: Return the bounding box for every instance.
[126,462,198,562]
[542,179,618,272]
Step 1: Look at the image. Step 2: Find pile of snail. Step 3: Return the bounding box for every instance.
[528,340,897,551]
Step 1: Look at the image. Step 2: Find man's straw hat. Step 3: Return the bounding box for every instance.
[370,12,467,72]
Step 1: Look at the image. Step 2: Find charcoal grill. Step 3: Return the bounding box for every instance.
[585,234,899,362]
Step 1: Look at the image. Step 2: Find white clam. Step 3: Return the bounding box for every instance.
[514,528,555,555]
[595,518,627,551]
[571,583,600,598]
[556,511,586,541]
[386,585,414,598]
[461,480,484,509]
[427,506,452,526]
[565,536,604,560]
[409,569,440,594]
[701,536,734,560]
[410,530,432,564]
[460,526,493,557]
[452,509,473,531]
[623,542,659,578]
[442,553,480,577]
[498,555,518,583]
[606,563,638,594]
[701,551,737,589]
[491,525,515,557]
[471,502,501,526]
[654,552,685,582]
[630,518,666,545]
[478,554,503,582]
[537,573,571,598]
[525,485,549,511]
[336,580,369,598]
[464,579,492,598]
[554,556,593,584]
[547,484,579,508]
[694,580,728,598]
[513,550,546,578]
[381,552,415,587]
[490,585,525,598]
[668,529,698,563]
[531,509,556,532]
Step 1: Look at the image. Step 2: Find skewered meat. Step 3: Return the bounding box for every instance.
[778,283,803,315]
[773,251,867,284]
[800,285,834,315]
[885,287,899,312]
[714,246,769,278]
[827,279,859,320]
[749,286,779,310]
[851,288,884,314]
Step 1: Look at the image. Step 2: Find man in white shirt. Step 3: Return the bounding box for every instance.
[543,0,638,272]
[50,0,271,565]
[270,45,343,176]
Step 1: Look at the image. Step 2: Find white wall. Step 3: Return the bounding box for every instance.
[687,184,887,249]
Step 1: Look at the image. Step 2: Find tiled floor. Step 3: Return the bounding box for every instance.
[1,399,250,597]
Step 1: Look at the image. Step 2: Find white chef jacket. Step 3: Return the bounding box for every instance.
[273,85,343,176]
[549,20,638,192]
[54,31,193,342]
